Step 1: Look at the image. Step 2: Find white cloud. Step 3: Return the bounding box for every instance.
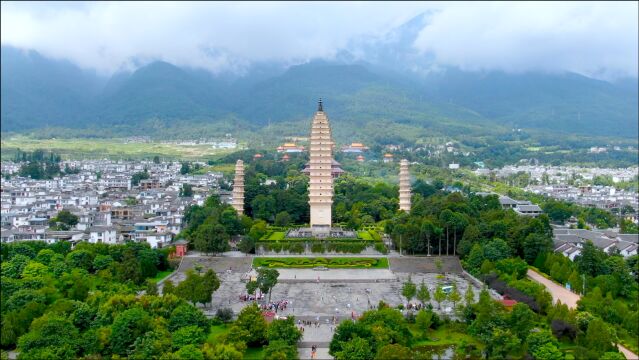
[1,1,637,79]
[413,2,638,79]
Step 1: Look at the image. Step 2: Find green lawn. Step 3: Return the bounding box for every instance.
[253,257,389,269]
[0,136,235,160]
[244,347,265,360]
[263,232,286,241]
[206,324,231,344]
[152,270,174,282]
[409,324,484,349]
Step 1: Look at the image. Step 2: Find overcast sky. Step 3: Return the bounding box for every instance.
[2,1,637,80]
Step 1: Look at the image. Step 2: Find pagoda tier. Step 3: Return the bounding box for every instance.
[232,160,244,215]
[308,100,333,227]
[399,159,411,212]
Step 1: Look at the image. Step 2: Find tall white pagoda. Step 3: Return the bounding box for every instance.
[232,159,244,215]
[399,159,411,212]
[308,99,333,229]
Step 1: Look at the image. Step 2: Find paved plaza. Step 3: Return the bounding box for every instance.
[169,255,481,359]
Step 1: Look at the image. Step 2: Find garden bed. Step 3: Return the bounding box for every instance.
[252,257,389,269]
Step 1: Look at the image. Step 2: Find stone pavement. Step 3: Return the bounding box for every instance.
[277,268,396,282]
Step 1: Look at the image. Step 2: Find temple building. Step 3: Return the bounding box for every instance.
[277,143,305,153]
[232,160,244,215]
[399,159,411,212]
[308,99,333,229]
[341,142,369,153]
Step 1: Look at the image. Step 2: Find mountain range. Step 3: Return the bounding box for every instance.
[1,13,637,141]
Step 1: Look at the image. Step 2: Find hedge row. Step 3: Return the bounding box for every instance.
[256,240,385,254]
[253,257,389,269]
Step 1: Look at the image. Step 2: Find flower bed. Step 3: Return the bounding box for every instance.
[252,257,389,269]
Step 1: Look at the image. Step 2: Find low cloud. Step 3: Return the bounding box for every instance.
[1,1,636,79]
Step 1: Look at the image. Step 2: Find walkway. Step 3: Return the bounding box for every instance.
[526,269,580,309]
[527,269,638,360]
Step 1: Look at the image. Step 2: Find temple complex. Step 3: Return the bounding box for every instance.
[231,159,244,215]
[308,99,334,229]
[399,159,411,211]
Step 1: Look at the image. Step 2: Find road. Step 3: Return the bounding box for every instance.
[527,269,638,360]
[526,269,580,309]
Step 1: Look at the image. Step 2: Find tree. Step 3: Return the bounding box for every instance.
[487,328,520,358]
[92,254,113,271]
[153,155,160,164]
[434,286,446,309]
[49,210,79,230]
[263,339,299,360]
[174,344,204,360]
[17,314,79,359]
[274,211,292,227]
[523,233,553,264]
[532,342,564,360]
[172,325,205,349]
[235,303,267,346]
[267,317,302,345]
[194,222,230,255]
[175,269,218,307]
[526,329,557,355]
[21,261,48,279]
[249,220,268,241]
[568,270,583,294]
[415,309,433,338]
[257,268,280,302]
[464,284,475,306]
[416,281,431,306]
[180,162,191,175]
[110,308,152,355]
[246,280,259,299]
[401,277,417,305]
[251,195,276,222]
[145,280,158,295]
[203,343,243,360]
[169,304,209,332]
[483,238,511,262]
[600,352,627,360]
[163,279,175,295]
[131,170,150,186]
[585,318,615,356]
[509,303,535,341]
[66,250,93,270]
[448,283,462,310]
[238,236,256,254]
[334,336,373,360]
[575,241,607,277]
[180,184,194,197]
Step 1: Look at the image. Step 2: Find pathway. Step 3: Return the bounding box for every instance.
[527,269,638,360]
[526,269,580,309]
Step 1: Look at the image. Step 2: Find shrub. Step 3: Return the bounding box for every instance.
[215,308,234,323]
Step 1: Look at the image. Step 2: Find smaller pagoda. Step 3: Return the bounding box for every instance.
[232,160,245,215]
[399,159,411,212]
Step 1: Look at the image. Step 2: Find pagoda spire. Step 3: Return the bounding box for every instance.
[318,98,323,112]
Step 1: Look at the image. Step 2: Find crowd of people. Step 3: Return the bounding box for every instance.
[238,293,264,301]
[261,299,289,313]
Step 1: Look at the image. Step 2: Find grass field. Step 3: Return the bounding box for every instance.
[409,324,484,349]
[0,136,237,160]
[151,270,174,282]
[253,257,389,269]
[243,347,265,359]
